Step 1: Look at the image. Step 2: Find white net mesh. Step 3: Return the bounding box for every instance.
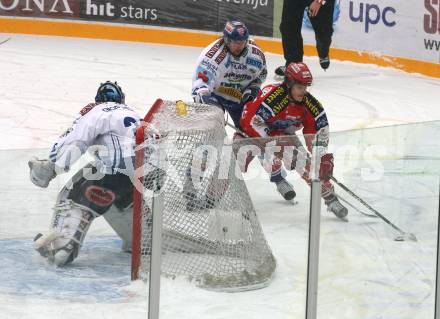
[132,100,276,292]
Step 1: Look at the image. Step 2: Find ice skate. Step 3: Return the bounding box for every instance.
[319,57,330,70]
[275,178,296,201]
[325,196,348,221]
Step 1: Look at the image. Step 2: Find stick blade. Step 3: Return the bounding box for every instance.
[394,233,418,242]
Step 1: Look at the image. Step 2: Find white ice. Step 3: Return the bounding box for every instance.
[0,34,440,319]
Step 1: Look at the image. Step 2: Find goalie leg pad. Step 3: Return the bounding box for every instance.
[34,200,95,266]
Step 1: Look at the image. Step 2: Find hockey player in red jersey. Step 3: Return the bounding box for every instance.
[240,62,348,219]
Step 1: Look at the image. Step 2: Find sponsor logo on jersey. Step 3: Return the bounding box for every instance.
[206,39,224,58]
[228,61,247,70]
[102,105,121,112]
[270,117,301,129]
[262,86,290,115]
[85,185,115,207]
[201,59,218,73]
[246,57,262,69]
[272,96,290,114]
[215,47,228,64]
[256,105,274,121]
[224,72,252,82]
[79,103,97,116]
[303,93,324,118]
[217,86,242,100]
[251,46,266,64]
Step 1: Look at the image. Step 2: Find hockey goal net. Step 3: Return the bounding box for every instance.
[131,99,276,292]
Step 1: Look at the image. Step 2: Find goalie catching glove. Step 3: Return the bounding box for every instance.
[28,157,56,188]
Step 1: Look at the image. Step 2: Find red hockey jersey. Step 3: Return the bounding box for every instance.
[240,83,329,152]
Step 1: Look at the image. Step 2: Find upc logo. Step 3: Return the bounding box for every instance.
[349,1,396,33]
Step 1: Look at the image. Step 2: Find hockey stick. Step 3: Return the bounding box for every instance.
[0,37,11,46]
[330,176,417,242]
[335,195,378,218]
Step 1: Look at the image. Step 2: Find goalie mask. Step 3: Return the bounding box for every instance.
[95,81,125,104]
[223,20,249,57]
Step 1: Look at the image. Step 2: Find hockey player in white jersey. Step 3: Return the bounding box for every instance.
[192,20,267,129]
[192,20,296,202]
[29,81,142,266]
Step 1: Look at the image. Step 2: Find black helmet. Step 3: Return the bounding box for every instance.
[223,20,249,43]
[95,81,125,104]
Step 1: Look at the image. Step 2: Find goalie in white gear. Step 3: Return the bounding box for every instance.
[29,81,142,266]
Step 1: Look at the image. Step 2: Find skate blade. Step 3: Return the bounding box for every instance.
[338,216,349,222]
[394,233,417,242]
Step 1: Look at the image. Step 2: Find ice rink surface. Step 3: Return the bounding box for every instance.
[1,34,440,319]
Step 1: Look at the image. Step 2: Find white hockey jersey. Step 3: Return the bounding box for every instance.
[49,102,141,174]
[192,38,267,104]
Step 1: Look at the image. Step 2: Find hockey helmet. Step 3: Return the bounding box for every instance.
[223,20,249,44]
[284,62,313,87]
[95,81,125,104]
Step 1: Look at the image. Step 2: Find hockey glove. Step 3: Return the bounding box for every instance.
[319,153,334,182]
[28,157,56,188]
[199,94,223,110]
[241,86,259,105]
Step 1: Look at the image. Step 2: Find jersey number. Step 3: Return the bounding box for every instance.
[123,117,137,127]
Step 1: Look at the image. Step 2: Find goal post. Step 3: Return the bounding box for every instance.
[131,99,276,292]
